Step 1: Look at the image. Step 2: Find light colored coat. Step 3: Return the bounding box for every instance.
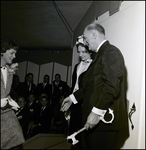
[1,66,25,149]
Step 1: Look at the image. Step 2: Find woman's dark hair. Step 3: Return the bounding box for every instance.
[76,43,89,50]
[1,37,19,53]
[76,43,91,54]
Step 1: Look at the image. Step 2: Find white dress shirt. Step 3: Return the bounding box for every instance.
[73,59,92,93]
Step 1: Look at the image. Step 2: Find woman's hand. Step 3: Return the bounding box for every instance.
[60,97,72,112]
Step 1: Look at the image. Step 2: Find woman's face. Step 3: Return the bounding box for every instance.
[2,48,17,65]
[77,45,91,61]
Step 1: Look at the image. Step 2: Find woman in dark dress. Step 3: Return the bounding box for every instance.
[67,35,92,149]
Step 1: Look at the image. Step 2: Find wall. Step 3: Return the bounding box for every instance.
[72,1,145,149]
[27,61,39,85]
[16,61,72,87]
[15,48,73,86]
[39,62,53,83]
[15,49,72,66]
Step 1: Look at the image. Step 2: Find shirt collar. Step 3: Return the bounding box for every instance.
[82,58,92,63]
[96,39,107,53]
[42,106,46,110]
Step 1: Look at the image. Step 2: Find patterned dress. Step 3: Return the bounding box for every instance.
[1,66,25,149]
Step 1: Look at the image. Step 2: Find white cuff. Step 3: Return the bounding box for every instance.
[69,94,78,104]
[92,107,107,117]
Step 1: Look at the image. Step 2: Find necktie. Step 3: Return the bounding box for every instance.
[16,108,22,115]
[40,107,44,116]
[28,83,31,91]
[43,83,46,88]
[29,102,32,107]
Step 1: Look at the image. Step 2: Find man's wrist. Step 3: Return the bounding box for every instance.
[92,107,107,117]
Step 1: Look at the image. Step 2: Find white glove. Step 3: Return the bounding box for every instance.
[1,98,8,107]
[8,99,20,111]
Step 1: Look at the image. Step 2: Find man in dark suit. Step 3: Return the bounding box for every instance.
[35,74,52,104]
[52,73,70,107]
[15,97,31,139]
[26,93,38,121]
[30,96,53,137]
[19,73,36,101]
[61,23,129,149]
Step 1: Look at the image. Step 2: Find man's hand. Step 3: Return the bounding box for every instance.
[84,112,100,130]
[60,97,72,112]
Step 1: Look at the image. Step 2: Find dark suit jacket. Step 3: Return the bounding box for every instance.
[32,104,53,133]
[36,83,52,101]
[15,106,31,138]
[52,80,70,105]
[19,81,36,100]
[69,63,84,135]
[26,101,38,120]
[70,63,79,93]
[73,41,128,131]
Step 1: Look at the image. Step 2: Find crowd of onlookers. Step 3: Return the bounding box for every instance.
[10,73,70,140]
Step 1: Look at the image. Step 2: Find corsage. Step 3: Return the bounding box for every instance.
[8,63,19,75]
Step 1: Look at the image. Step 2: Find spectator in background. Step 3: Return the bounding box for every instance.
[35,74,52,104]
[35,92,49,106]
[30,96,53,137]
[15,97,31,139]
[10,74,22,101]
[52,73,70,107]
[26,93,38,121]
[52,73,70,132]
[50,95,68,134]
[19,73,36,101]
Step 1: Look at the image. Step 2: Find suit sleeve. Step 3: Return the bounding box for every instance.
[72,86,85,103]
[94,47,125,110]
[70,64,79,93]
